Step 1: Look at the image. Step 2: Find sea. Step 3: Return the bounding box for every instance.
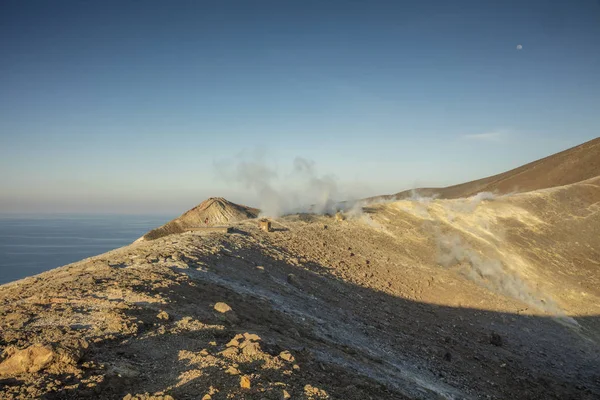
[0,214,172,285]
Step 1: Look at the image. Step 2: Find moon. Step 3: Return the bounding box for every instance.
[516,44,523,50]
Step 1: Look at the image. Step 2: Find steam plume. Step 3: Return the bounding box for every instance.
[214,152,346,217]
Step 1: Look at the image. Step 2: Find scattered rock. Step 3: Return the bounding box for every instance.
[241,341,261,356]
[123,394,174,400]
[279,350,295,362]
[0,344,55,376]
[220,347,239,357]
[213,302,239,323]
[225,366,240,375]
[304,384,329,398]
[214,302,232,313]
[240,375,251,389]
[109,363,141,378]
[243,332,261,342]
[283,389,291,399]
[287,274,301,288]
[156,311,170,321]
[490,332,503,347]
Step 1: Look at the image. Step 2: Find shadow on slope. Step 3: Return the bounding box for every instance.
[43,234,600,400]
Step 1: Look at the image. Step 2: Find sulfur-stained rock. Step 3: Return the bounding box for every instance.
[0,344,55,376]
[243,332,261,342]
[225,366,240,375]
[213,302,232,313]
[220,347,239,357]
[279,350,295,362]
[213,302,239,323]
[241,341,261,356]
[156,311,170,321]
[240,375,251,389]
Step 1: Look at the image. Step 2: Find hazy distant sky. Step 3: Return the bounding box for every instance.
[1,1,599,213]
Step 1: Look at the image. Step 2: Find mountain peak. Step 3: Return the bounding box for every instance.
[141,197,259,241]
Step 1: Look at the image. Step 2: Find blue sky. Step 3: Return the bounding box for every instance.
[1,0,599,213]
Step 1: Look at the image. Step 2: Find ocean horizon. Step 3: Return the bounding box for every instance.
[0,213,173,285]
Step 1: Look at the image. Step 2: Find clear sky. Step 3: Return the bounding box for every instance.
[1,0,599,214]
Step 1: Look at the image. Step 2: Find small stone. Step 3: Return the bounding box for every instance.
[490,332,503,347]
[213,303,239,324]
[157,311,170,321]
[0,344,55,375]
[287,274,301,288]
[256,266,265,271]
[206,386,219,395]
[279,351,295,362]
[240,375,251,389]
[202,395,211,400]
[243,332,261,342]
[304,384,328,398]
[225,366,240,375]
[241,341,261,356]
[283,389,291,399]
[220,347,239,357]
[214,302,232,313]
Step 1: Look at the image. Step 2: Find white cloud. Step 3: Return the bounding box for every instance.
[461,131,505,142]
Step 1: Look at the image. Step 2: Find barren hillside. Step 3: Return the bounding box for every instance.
[1,175,599,399]
[391,136,600,200]
[1,139,600,399]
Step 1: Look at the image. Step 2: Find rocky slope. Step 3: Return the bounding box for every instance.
[1,175,599,399]
[1,139,600,399]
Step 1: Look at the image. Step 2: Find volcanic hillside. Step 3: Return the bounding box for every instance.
[141,197,260,241]
[1,138,599,399]
[391,136,600,200]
